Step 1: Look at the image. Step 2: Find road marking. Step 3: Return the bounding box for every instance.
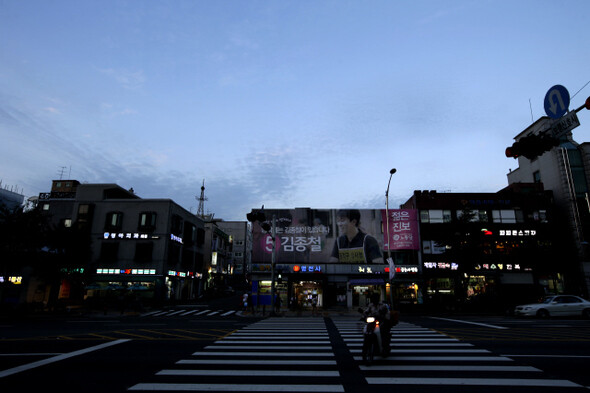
[353,355,513,362]
[366,377,581,387]
[503,354,590,358]
[180,310,198,316]
[221,310,236,316]
[166,309,187,316]
[129,383,344,391]
[177,359,337,365]
[429,317,509,329]
[157,369,341,377]
[0,339,130,378]
[206,345,333,350]
[195,309,211,315]
[359,365,541,372]
[350,348,490,354]
[191,351,334,357]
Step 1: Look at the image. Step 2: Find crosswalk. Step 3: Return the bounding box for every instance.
[128,316,586,392]
[129,317,341,392]
[140,308,242,318]
[334,317,584,389]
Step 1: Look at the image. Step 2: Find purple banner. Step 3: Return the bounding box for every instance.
[381,209,419,250]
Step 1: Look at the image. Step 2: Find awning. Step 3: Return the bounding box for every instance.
[349,278,385,286]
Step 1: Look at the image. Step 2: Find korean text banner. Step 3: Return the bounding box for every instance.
[381,209,419,250]
[250,208,385,264]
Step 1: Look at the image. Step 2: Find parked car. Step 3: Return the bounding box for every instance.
[514,295,590,318]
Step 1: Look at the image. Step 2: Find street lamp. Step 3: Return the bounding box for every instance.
[385,168,396,307]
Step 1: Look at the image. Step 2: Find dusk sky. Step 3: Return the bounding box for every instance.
[1,1,589,221]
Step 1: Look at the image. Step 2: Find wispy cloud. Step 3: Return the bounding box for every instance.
[98,68,145,90]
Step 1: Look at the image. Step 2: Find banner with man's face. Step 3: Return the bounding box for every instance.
[250,208,418,264]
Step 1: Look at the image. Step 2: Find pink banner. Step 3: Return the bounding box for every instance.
[381,209,419,250]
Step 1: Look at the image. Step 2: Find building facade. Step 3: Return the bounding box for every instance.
[249,189,562,312]
[401,186,563,313]
[34,180,210,308]
[507,117,590,296]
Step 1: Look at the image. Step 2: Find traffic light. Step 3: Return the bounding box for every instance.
[246,210,266,223]
[505,134,559,160]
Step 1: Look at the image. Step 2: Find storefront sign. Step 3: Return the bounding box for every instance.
[474,263,521,271]
[170,233,183,243]
[395,266,419,274]
[499,229,537,236]
[104,232,151,240]
[424,262,459,270]
[96,268,156,275]
[292,265,322,273]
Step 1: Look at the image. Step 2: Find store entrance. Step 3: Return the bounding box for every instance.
[292,281,323,310]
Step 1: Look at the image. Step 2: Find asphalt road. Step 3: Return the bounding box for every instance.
[1,310,590,393]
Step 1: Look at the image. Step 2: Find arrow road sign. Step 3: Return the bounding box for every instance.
[544,85,570,119]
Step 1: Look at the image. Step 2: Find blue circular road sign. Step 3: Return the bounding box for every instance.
[544,85,570,119]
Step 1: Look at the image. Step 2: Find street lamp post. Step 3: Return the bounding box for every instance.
[385,168,397,307]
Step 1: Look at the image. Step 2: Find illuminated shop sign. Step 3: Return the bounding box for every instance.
[424,262,459,270]
[499,229,537,236]
[104,232,150,240]
[292,265,322,273]
[0,276,22,284]
[167,270,199,278]
[96,268,156,275]
[357,266,379,273]
[395,266,419,274]
[170,233,183,244]
[474,263,521,271]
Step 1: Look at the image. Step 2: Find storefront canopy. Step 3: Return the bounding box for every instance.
[349,278,385,286]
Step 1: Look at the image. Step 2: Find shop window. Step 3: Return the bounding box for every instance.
[456,209,488,223]
[421,209,451,223]
[492,210,516,223]
[422,240,446,254]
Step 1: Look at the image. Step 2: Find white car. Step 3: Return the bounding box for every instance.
[514,295,590,318]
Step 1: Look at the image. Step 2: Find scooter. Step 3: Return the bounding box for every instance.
[360,314,391,366]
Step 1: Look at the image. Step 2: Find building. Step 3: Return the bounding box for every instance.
[215,220,250,288]
[247,208,417,311]
[507,116,590,296]
[34,180,209,308]
[249,190,561,313]
[401,186,562,312]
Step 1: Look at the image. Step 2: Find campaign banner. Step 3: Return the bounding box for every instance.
[381,209,419,250]
[250,208,385,264]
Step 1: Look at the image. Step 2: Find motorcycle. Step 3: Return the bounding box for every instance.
[360,314,390,365]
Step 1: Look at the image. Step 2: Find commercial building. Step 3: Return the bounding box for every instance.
[401,186,562,312]
[249,187,562,313]
[34,180,211,307]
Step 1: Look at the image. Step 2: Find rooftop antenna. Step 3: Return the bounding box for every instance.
[529,98,534,122]
[58,166,67,180]
[196,179,208,218]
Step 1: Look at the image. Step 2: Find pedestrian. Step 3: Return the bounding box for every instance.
[312,296,318,316]
[275,292,282,314]
[242,292,248,313]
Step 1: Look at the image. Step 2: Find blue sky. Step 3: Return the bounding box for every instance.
[1,1,589,221]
